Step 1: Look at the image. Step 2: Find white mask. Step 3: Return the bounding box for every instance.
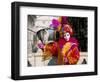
[64,32,70,41]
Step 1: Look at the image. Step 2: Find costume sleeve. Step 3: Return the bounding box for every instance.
[67,46,80,64]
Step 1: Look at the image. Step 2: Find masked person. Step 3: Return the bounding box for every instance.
[57,24,80,65]
[38,17,80,65]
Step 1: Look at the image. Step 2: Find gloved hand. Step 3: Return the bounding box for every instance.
[37,43,44,49]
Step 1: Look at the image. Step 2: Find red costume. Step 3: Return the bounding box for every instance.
[57,37,80,64]
[38,16,80,65]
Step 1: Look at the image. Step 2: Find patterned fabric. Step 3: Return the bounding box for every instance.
[57,37,80,65]
[62,42,80,64]
[41,38,80,65]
